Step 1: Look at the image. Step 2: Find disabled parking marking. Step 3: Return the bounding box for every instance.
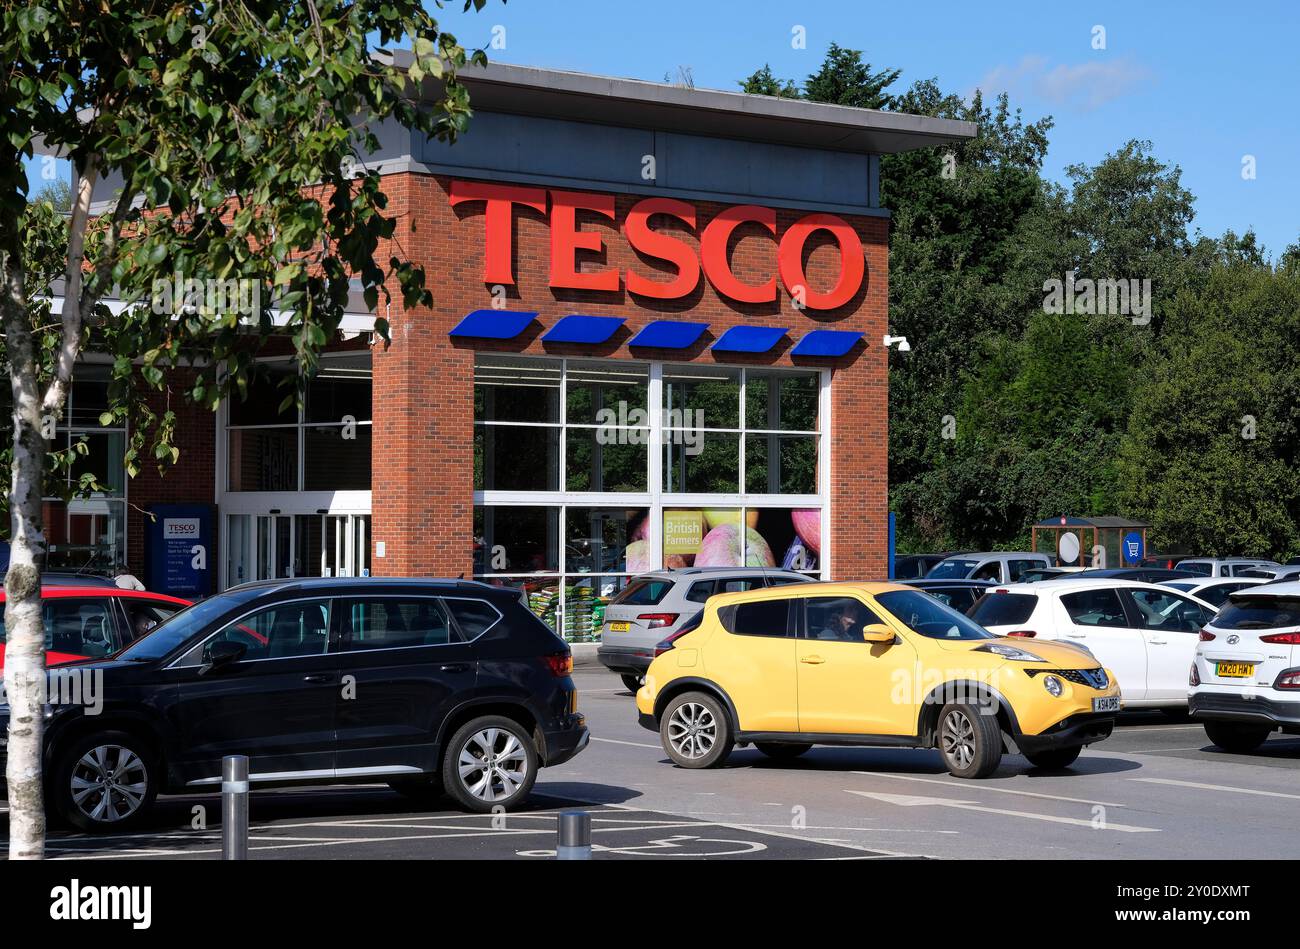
[854,771,1128,807]
[847,790,1160,833]
[1132,777,1300,800]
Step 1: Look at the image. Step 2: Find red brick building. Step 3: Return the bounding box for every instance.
[69,62,972,640]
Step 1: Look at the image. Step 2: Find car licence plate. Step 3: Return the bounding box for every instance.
[1092,696,1120,712]
[1216,661,1254,678]
[608,621,631,632]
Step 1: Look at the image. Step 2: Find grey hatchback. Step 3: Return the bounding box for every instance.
[596,567,812,691]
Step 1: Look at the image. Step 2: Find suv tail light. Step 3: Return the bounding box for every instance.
[1261,632,1300,645]
[1005,630,1037,638]
[1274,669,1300,690]
[543,652,573,677]
[654,626,693,656]
[637,613,679,629]
[1199,630,1216,641]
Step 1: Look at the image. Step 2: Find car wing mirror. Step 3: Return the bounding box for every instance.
[200,640,246,675]
[861,623,895,644]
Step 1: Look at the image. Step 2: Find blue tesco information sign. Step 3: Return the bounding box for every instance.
[147,504,213,597]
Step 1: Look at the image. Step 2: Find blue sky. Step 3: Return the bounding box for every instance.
[26,2,1298,256]
[428,0,1300,258]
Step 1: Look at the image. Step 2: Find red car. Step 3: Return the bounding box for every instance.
[0,587,192,671]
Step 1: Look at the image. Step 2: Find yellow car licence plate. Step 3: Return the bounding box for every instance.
[1216,661,1254,678]
[608,621,631,632]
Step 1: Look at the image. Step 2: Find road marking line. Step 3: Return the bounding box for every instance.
[589,736,661,749]
[1120,747,1209,754]
[846,790,1158,833]
[852,771,1127,807]
[1132,777,1300,800]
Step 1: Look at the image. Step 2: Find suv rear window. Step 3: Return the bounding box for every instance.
[1179,562,1213,576]
[611,578,673,606]
[1213,596,1300,630]
[969,592,1037,626]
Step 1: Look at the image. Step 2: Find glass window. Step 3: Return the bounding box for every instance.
[339,598,457,650]
[306,353,372,423]
[564,508,642,574]
[1060,589,1129,627]
[474,506,560,574]
[721,599,793,637]
[229,363,298,427]
[923,586,982,614]
[611,578,673,606]
[228,427,298,492]
[178,599,331,665]
[1195,583,1241,608]
[745,370,818,431]
[304,424,371,490]
[876,589,994,640]
[926,558,980,580]
[663,366,740,430]
[1122,589,1211,633]
[744,434,816,494]
[566,360,648,425]
[39,598,120,657]
[476,424,560,491]
[970,593,1038,627]
[444,598,501,640]
[1214,596,1300,630]
[474,355,561,424]
[565,428,646,492]
[685,580,715,603]
[663,431,739,494]
[716,577,765,594]
[805,596,884,642]
[1008,559,1043,581]
[120,599,183,644]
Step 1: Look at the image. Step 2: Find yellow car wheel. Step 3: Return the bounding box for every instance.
[937,702,1002,779]
[661,692,733,769]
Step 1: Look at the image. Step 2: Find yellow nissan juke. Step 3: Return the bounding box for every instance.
[635,581,1122,778]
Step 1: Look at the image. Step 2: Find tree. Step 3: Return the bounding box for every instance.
[1115,254,1300,557]
[1,0,493,860]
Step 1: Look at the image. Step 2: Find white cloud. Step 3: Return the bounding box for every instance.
[977,55,1153,112]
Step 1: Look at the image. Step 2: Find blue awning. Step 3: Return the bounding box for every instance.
[711,325,787,354]
[449,309,538,339]
[791,330,863,357]
[542,314,626,344]
[628,320,709,349]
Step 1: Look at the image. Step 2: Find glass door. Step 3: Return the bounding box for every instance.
[226,511,371,589]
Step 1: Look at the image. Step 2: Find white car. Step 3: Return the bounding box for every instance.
[924,552,1051,583]
[1161,576,1268,609]
[1176,557,1280,578]
[1191,581,1300,752]
[969,579,1217,708]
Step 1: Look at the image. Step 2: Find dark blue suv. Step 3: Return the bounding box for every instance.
[8,577,587,832]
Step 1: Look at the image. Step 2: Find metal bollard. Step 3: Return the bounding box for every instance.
[221,755,249,860]
[555,810,591,860]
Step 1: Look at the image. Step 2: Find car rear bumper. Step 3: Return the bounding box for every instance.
[597,645,655,675]
[1015,711,1115,755]
[1190,690,1300,728]
[541,713,589,767]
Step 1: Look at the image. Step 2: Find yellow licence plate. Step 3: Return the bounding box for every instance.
[1216,661,1255,678]
[608,621,631,632]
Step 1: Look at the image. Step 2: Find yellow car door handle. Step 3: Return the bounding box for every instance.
[800,655,825,664]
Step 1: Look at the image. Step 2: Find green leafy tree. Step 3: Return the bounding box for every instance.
[1116,255,1300,557]
[1,0,493,860]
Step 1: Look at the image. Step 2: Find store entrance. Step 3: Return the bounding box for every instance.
[226,512,371,588]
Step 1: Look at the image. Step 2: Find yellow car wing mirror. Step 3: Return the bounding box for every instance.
[860,623,896,643]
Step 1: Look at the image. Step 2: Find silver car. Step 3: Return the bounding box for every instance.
[596,567,813,691]
[924,551,1051,583]
[1176,557,1280,578]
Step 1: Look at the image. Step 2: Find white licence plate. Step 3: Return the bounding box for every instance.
[1092,696,1120,713]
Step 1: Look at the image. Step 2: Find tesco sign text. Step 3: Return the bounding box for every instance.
[449,180,866,311]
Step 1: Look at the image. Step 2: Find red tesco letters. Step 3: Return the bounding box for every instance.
[448,179,864,310]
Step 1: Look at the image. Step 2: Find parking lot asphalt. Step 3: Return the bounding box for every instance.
[5,665,1300,859]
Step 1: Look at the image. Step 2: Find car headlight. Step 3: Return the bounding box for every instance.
[976,642,1046,662]
[1043,674,1064,697]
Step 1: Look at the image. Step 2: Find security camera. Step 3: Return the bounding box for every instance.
[883,334,911,352]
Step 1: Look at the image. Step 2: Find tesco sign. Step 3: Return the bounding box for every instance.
[449,180,866,311]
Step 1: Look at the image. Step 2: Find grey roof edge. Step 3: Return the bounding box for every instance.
[388,53,977,154]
